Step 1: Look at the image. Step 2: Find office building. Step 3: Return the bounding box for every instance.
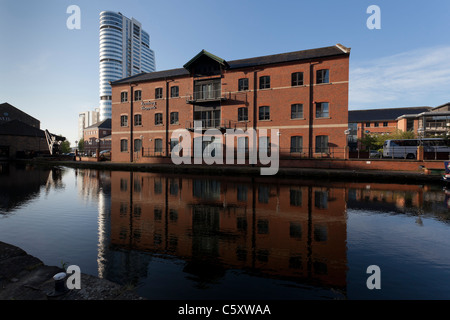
[99,11,156,121]
[78,109,100,140]
[110,44,350,163]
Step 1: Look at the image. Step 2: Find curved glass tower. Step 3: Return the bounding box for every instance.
[99,11,156,121]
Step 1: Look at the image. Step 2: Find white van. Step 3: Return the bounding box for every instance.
[383,138,450,159]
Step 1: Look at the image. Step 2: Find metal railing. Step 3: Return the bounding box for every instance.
[185,119,248,131]
[138,146,450,160]
[186,89,223,103]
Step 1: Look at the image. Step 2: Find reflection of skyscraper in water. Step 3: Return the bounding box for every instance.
[97,181,111,278]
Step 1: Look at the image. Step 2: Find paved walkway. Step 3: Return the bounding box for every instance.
[0,241,144,300]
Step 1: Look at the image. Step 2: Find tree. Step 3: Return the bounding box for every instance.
[78,140,85,152]
[60,140,71,154]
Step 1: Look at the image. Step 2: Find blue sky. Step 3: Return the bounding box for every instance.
[1,0,450,144]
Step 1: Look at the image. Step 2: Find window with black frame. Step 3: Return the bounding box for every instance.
[134,90,142,101]
[316,102,329,118]
[155,88,163,99]
[134,114,142,126]
[155,113,163,125]
[291,72,303,86]
[170,112,179,124]
[291,104,303,119]
[121,91,128,102]
[259,76,270,89]
[315,135,329,153]
[154,139,163,153]
[259,106,270,120]
[170,86,179,98]
[316,69,329,84]
[290,136,303,153]
[238,78,249,91]
[238,107,248,121]
[120,115,128,127]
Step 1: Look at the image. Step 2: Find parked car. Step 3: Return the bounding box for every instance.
[369,150,382,158]
[99,150,111,160]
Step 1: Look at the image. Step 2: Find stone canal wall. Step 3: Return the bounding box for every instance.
[0,241,143,300]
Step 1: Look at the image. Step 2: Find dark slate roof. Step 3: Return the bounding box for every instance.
[348,107,432,122]
[85,118,111,130]
[0,120,64,140]
[0,120,45,137]
[111,44,350,85]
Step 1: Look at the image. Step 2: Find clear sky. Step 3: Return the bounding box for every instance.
[1,0,450,145]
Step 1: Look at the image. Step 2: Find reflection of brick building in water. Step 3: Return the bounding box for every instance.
[109,171,348,291]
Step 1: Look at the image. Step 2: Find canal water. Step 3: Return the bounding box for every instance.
[0,162,449,300]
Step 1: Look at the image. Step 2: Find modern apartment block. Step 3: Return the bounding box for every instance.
[99,11,156,121]
[78,109,100,140]
[110,44,350,163]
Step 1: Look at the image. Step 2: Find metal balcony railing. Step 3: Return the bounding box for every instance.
[185,119,248,131]
[186,89,226,103]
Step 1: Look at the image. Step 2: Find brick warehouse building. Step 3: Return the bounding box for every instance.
[110,44,350,163]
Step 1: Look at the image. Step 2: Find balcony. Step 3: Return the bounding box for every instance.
[186,89,227,104]
[185,119,248,132]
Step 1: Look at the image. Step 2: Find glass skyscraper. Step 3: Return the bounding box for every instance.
[99,11,156,120]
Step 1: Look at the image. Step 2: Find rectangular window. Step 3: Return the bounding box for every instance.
[134,139,142,152]
[366,122,371,128]
[291,72,304,86]
[155,88,163,99]
[155,113,163,125]
[289,190,302,207]
[134,114,142,126]
[134,90,142,101]
[259,76,270,89]
[154,139,163,152]
[170,86,179,98]
[316,69,329,84]
[290,136,303,153]
[238,107,248,121]
[374,122,379,127]
[170,112,179,124]
[121,92,128,102]
[238,78,249,91]
[259,106,270,120]
[316,102,329,118]
[120,115,128,127]
[383,122,388,127]
[291,104,303,119]
[120,139,128,152]
[315,135,329,153]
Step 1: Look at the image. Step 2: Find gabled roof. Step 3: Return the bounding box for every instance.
[0,102,40,128]
[349,107,432,123]
[111,44,350,85]
[183,50,230,71]
[84,118,111,130]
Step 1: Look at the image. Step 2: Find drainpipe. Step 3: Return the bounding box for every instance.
[309,61,320,158]
[166,79,173,156]
[129,83,137,163]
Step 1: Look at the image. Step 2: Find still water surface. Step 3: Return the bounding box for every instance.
[0,163,449,300]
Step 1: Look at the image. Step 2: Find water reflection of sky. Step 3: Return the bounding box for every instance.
[0,163,449,300]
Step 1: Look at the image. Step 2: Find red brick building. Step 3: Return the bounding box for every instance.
[83,119,111,156]
[110,44,350,163]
